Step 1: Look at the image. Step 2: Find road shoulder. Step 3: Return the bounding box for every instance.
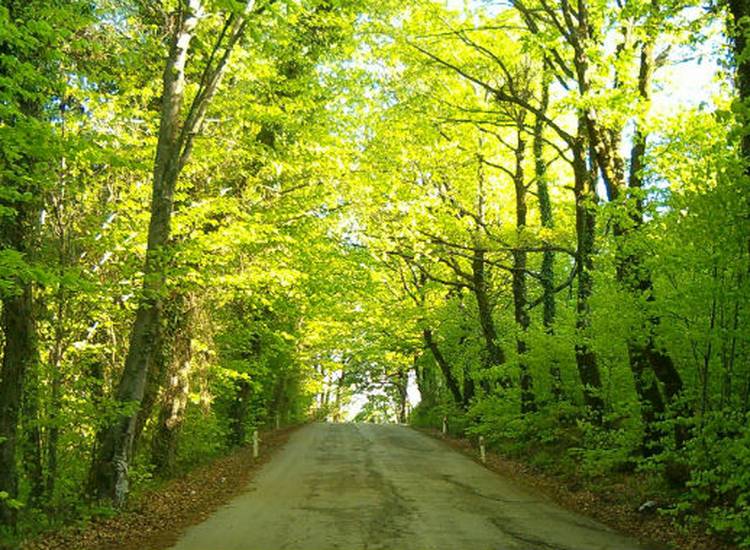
[415,426,736,550]
[22,426,299,550]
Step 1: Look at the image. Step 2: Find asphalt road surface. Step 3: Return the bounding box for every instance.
[169,422,660,550]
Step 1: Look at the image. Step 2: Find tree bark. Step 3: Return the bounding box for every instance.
[396,368,408,423]
[534,73,563,400]
[618,39,671,453]
[599,34,687,451]
[573,1,684,434]
[572,124,605,424]
[151,353,191,475]
[423,329,465,408]
[511,128,536,413]
[0,95,42,525]
[133,293,193,454]
[89,0,254,504]
[472,153,508,391]
[0,284,36,526]
[88,0,201,505]
[272,372,288,426]
[727,0,750,432]
[21,363,45,503]
[333,369,344,422]
[131,316,168,455]
[727,0,750,264]
[471,248,508,390]
[151,297,193,475]
[46,303,65,500]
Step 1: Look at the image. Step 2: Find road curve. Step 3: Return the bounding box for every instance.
[168,422,659,550]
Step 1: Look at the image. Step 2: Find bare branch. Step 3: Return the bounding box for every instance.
[407,41,576,146]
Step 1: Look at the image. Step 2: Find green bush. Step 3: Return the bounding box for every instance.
[672,412,750,547]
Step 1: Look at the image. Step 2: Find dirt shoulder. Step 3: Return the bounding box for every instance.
[23,426,298,550]
[417,427,737,550]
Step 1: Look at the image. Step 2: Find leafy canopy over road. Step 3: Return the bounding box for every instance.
[0,0,749,548]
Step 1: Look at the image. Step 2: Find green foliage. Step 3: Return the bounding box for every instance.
[0,492,24,511]
[667,413,750,546]
[568,417,643,478]
[173,406,229,469]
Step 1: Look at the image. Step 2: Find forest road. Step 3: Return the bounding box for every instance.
[168,422,660,550]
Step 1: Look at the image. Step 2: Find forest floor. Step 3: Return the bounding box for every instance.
[22,426,299,550]
[419,427,738,550]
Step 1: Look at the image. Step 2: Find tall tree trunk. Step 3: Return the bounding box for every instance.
[423,329,465,408]
[586,35,686,452]
[511,128,536,414]
[472,152,508,391]
[272,372,288,426]
[46,83,74,504]
[414,355,440,409]
[617,39,671,454]
[133,293,194,454]
[131,317,167,455]
[472,248,507,390]
[0,284,36,527]
[572,126,605,424]
[727,0,750,267]
[725,0,750,437]
[570,0,684,435]
[534,73,563,400]
[569,6,607,424]
[727,0,750,168]
[151,353,191,475]
[457,298,476,405]
[21,362,45,503]
[0,13,48,513]
[0,105,41,523]
[151,297,193,476]
[88,1,201,504]
[89,0,253,503]
[463,368,476,406]
[333,369,344,422]
[46,301,65,500]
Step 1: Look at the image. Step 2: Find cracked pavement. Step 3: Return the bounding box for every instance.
[169,422,660,550]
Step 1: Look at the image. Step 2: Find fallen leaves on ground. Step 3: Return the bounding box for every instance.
[23,427,298,550]
[420,428,738,550]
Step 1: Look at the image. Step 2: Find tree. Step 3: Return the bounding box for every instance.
[88,0,256,505]
[0,0,93,526]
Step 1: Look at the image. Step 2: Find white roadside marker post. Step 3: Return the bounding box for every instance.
[479,435,486,464]
[442,415,447,435]
[252,429,259,459]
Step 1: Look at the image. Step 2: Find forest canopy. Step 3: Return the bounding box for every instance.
[1,0,749,548]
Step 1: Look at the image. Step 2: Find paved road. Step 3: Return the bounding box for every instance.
[169,423,660,550]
